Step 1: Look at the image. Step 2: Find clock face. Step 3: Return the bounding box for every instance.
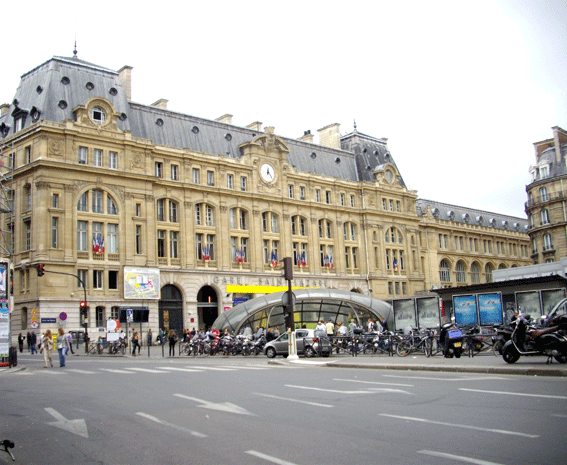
[260,163,275,182]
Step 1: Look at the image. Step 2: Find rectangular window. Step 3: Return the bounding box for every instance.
[94,149,103,167]
[96,307,105,327]
[389,200,394,211]
[108,271,118,290]
[92,222,103,254]
[24,219,31,250]
[227,174,234,189]
[340,193,345,206]
[52,194,59,209]
[135,225,142,254]
[288,185,294,198]
[155,162,163,178]
[77,221,88,251]
[315,189,321,203]
[382,199,387,210]
[325,191,331,204]
[170,231,178,258]
[207,170,214,186]
[77,269,88,289]
[24,146,31,164]
[51,217,58,248]
[240,176,247,191]
[135,203,141,217]
[171,164,178,180]
[93,270,103,290]
[109,151,117,169]
[300,186,305,200]
[92,190,103,213]
[157,230,166,257]
[192,168,200,184]
[79,146,87,164]
[345,247,350,269]
[350,195,355,208]
[108,224,118,253]
[396,201,401,212]
[195,204,202,225]
[157,199,165,222]
[169,201,178,223]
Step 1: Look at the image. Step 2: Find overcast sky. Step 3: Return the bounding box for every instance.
[2,1,566,218]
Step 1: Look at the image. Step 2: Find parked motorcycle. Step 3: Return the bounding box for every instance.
[492,324,513,355]
[439,322,463,358]
[502,314,567,364]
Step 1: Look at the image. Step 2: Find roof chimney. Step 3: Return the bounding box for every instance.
[246,121,263,132]
[298,130,314,143]
[0,103,9,117]
[215,114,233,125]
[151,99,168,110]
[317,123,341,149]
[118,65,133,100]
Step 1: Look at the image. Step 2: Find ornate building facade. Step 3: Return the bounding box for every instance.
[525,126,567,263]
[0,54,531,338]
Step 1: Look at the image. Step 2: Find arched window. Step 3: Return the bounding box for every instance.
[485,263,494,283]
[230,207,248,230]
[262,212,279,233]
[439,259,451,282]
[456,260,466,283]
[195,203,215,227]
[471,262,480,284]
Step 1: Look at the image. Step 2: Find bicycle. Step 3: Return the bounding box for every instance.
[396,329,433,357]
[108,340,126,355]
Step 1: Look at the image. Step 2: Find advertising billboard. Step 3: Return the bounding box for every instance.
[478,293,503,326]
[124,268,160,300]
[454,294,478,326]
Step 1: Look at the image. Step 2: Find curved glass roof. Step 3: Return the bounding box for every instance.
[213,289,393,335]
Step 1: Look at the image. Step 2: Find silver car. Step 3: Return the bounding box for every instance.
[264,329,331,358]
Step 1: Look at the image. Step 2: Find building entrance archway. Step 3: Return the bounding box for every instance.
[197,285,218,330]
[159,284,183,335]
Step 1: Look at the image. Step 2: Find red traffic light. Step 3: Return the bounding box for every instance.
[36,264,45,277]
[80,301,87,309]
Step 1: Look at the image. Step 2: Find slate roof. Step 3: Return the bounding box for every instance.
[416,199,529,232]
[0,55,396,184]
[535,143,567,179]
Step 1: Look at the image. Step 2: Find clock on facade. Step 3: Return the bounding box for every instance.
[260,163,275,182]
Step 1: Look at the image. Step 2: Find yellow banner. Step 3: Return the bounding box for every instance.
[226,285,317,294]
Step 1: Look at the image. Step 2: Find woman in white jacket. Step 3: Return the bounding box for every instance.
[56,328,70,367]
[41,329,53,368]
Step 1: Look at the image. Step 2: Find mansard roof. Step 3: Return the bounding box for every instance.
[0,55,402,185]
[416,199,529,232]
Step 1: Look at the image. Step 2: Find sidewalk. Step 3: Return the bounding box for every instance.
[3,345,567,377]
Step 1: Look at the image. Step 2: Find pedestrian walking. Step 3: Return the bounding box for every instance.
[18,333,24,353]
[30,331,38,354]
[41,329,54,368]
[168,330,177,357]
[66,332,75,354]
[131,331,140,356]
[26,331,31,352]
[56,328,70,367]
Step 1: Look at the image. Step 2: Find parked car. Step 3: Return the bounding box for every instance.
[264,329,332,358]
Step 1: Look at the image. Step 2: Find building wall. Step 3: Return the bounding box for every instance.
[1,98,531,339]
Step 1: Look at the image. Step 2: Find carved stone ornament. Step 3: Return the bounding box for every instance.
[49,139,63,156]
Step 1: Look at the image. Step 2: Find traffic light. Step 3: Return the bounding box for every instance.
[282,257,293,281]
[36,264,45,277]
[80,301,87,309]
[80,301,88,326]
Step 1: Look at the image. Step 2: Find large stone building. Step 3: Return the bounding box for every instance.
[525,126,567,263]
[0,54,531,339]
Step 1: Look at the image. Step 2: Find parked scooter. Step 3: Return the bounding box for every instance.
[502,313,567,364]
[439,321,463,358]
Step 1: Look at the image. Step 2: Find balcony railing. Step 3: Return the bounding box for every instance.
[525,191,567,209]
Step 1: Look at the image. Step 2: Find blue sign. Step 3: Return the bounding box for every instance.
[454,295,478,326]
[41,318,57,323]
[478,293,503,326]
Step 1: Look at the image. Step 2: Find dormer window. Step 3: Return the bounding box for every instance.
[91,106,106,124]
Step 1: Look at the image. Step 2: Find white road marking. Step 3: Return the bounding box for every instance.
[333,378,414,387]
[380,414,539,438]
[174,394,257,416]
[100,368,137,374]
[419,450,505,465]
[246,450,300,465]
[186,365,236,371]
[67,369,97,374]
[136,412,207,437]
[45,407,88,438]
[253,392,334,408]
[383,374,507,381]
[460,388,567,400]
[156,366,203,373]
[218,365,271,370]
[285,384,375,394]
[127,367,169,373]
